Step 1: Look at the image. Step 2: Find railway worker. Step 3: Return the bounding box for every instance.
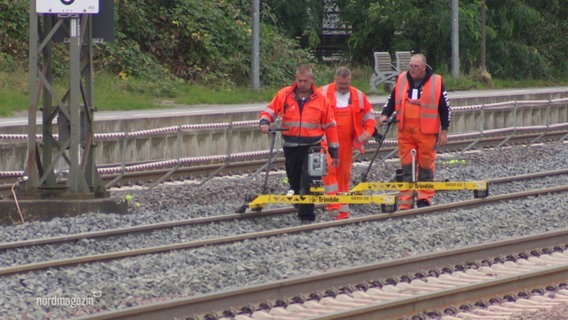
[259,64,339,223]
[319,66,376,220]
[378,53,451,210]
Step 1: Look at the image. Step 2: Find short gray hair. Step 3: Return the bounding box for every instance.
[411,53,427,65]
[335,66,351,78]
[296,64,313,77]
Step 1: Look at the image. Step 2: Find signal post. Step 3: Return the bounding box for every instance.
[0,0,127,224]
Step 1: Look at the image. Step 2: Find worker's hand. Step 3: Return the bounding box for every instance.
[438,130,448,146]
[331,158,339,168]
[360,131,372,143]
[378,115,388,126]
[260,124,270,134]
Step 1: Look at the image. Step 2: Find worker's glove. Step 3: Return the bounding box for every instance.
[372,127,383,140]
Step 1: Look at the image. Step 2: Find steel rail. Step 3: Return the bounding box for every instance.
[1,169,567,252]
[307,263,568,320]
[70,228,568,320]
[0,208,292,251]
[1,184,567,278]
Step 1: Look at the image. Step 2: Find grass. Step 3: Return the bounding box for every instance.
[175,85,277,105]
[0,66,565,117]
[0,71,28,117]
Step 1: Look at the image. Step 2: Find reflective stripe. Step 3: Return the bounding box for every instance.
[317,83,375,153]
[363,111,375,121]
[260,83,339,148]
[394,73,442,134]
[420,75,438,115]
[360,87,375,122]
[417,190,433,200]
[282,121,320,130]
[325,183,338,193]
[398,190,414,207]
[261,108,275,119]
[399,190,413,197]
[321,121,337,130]
[395,74,407,108]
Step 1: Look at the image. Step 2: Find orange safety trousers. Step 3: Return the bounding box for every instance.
[323,108,353,218]
[398,101,437,210]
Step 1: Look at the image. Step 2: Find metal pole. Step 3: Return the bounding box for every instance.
[251,0,260,90]
[480,0,486,71]
[66,16,88,192]
[25,0,40,192]
[451,0,460,79]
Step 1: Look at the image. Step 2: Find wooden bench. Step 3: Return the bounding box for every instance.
[369,52,398,93]
[395,51,412,73]
[369,51,413,93]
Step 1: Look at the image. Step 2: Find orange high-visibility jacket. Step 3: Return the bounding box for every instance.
[319,83,376,152]
[394,72,443,134]
[260,83,339,152]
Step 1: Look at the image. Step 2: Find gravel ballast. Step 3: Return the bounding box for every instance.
[0,142,567,319]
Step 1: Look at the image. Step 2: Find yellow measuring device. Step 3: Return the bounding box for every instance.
[247,193,397,212]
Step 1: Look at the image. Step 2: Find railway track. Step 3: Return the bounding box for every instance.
[0,126,566,195]
[0,171,567,320]
[0,131,566,319]
[1,170,567,275]
[71,228,568,320]
[1,168,567,254]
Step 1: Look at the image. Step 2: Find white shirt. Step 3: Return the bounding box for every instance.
[335,91,350,109]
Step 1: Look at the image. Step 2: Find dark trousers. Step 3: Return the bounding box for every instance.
[283,145,315,221]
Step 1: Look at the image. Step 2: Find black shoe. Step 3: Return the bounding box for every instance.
[417,199,431,208]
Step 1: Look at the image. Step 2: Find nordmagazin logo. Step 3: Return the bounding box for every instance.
[36,291,101,309]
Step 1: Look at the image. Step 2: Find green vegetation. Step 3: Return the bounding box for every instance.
[2,66,563,117]
[0,70,27,117]
[0,0,567,116]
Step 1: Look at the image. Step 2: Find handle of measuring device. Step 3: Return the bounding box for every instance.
[268,127,289,133]
[361,111,398,182]
[372,111,398,140]
[261,127,288,194]
[386,111,398,125]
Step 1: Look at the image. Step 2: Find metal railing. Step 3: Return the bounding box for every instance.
[1,98,567,187]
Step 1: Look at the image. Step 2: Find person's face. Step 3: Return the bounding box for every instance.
[295,72,313,93]
[408,57,426,80]
[334,76,351,94]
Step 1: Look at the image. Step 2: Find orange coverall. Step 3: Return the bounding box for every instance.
[386,71,449,210]
[320,83,376,219]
